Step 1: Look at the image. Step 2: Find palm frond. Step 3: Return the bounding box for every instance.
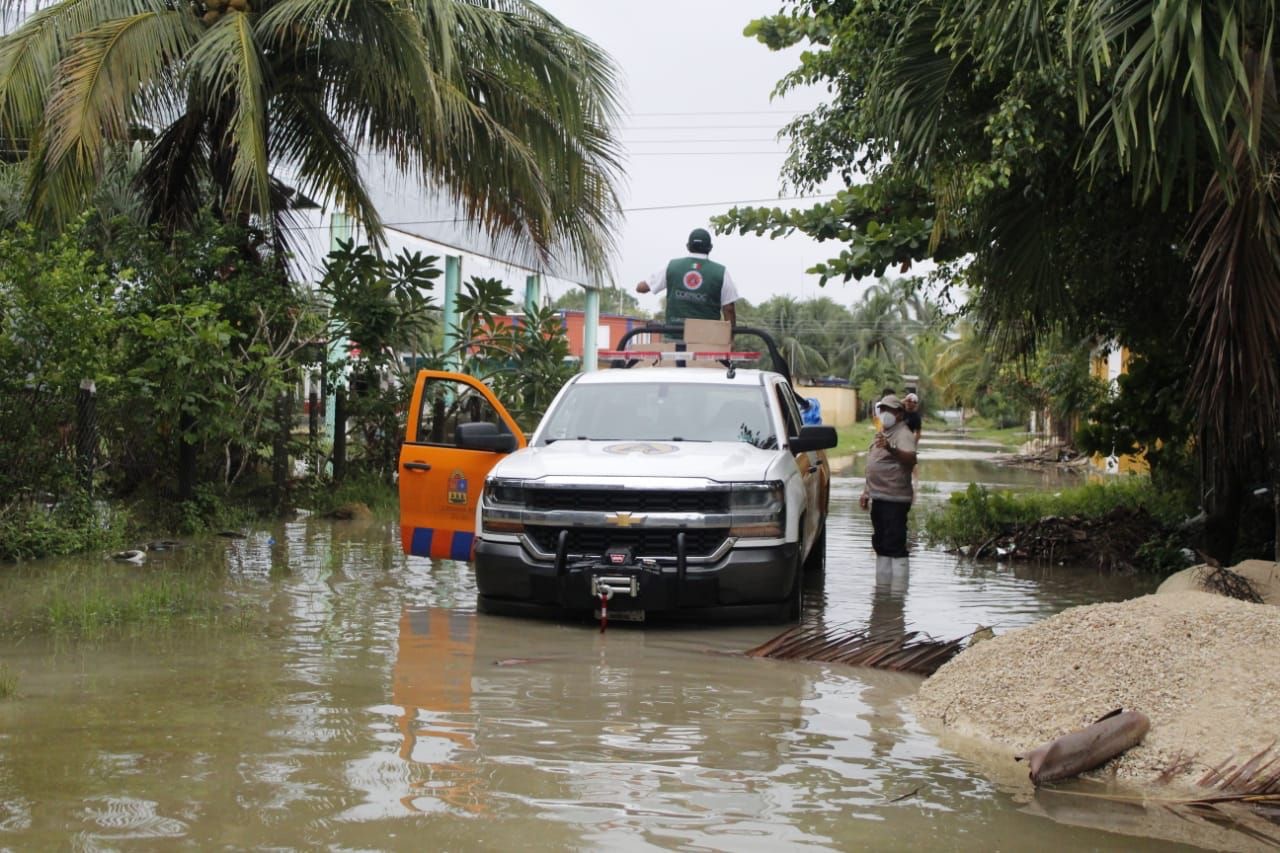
[135,109,209,230]
[0,0,165,140]
[268,79,383,240]
[185,10,270,221]
[1186,46,1280,478]
[1069,0,1278,206]
[36,8,196,225]
[746,620,966,675]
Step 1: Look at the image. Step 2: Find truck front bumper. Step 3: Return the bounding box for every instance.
[474,538,799,622]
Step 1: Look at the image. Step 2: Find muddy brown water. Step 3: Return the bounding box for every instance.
[0,454,1207,850]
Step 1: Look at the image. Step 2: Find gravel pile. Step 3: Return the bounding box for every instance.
[915,590,1280,787]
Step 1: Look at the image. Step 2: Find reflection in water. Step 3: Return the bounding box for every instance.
[393,607,484,815]
[869,557,910,637]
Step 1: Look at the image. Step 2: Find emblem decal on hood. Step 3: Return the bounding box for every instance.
[603,442,678,455]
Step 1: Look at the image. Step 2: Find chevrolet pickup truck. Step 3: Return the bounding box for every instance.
[398,327,836,622]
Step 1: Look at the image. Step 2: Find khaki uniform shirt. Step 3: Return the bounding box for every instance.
[864,421,917,502]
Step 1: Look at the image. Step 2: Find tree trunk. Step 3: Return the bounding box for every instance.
[178,410,197,502]
[75,379,97,493]
[271,391,289,512]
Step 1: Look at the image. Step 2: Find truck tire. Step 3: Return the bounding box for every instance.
[779,549,804,622]
[803,518,826,575]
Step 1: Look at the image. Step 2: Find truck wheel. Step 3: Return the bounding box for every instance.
[782,550,804,622]
[803,519,827,575]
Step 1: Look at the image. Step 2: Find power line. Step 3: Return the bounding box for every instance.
[276,193,838,231]
[624,138,782,144]
[624,110,804,117]
[624,194,835,212]
[627,151,787,156]
[623,124,794,130]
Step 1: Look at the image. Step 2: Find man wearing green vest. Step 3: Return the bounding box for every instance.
[635,228,739,330]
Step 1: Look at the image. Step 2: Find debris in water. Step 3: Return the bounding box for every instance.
[1016,709,1150,786]
[493,657,554,667]
[744,622,965,675]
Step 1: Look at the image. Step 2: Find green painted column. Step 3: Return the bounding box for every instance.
[325,211,354,441]
[443,255,462,371]
[582,286,600,372]
[524,273,541,316]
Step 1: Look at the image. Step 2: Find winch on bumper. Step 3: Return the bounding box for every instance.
[474,536,800,621]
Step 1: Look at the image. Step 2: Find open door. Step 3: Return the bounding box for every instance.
[399,371,526,560]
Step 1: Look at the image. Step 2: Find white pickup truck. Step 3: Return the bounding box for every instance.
[398,328,836,622]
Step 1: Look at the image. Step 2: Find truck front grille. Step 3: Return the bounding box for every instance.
[525,488,730,514]
[526,526,729,559]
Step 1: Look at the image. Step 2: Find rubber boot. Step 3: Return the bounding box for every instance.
[875,554,894,583]
[889,556,910,593]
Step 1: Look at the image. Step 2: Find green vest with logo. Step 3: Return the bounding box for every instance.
[664,256,725,331]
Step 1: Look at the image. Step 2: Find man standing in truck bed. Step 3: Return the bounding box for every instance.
[636,228,738,330]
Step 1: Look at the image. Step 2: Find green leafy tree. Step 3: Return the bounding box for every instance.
[319,240,440,479]
[0,222,116,499]
[721,0,1279,559]
[110,217,323,493]
[0,0,623,271]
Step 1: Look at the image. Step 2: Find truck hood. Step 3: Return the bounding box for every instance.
[491,440,781,483]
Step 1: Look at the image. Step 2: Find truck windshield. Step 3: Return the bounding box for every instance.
[538,382,777,448]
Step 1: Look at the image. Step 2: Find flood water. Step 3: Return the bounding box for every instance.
[0,447,1218,850]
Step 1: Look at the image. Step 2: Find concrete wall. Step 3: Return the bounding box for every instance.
[796,386,857,427]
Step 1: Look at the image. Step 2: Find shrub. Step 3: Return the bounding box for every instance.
[924,476,1195,552]
[0,493,129,562]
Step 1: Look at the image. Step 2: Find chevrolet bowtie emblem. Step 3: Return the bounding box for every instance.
[605,511,645,527]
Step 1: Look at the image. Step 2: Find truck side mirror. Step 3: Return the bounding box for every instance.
[788,425,837,453]
[456,421,518,453]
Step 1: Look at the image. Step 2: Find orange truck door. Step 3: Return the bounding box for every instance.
[399,371,526,560]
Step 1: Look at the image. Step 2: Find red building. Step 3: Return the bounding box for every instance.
[554,310,654,358]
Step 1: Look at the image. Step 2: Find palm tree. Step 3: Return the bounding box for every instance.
[1068,1,1280,558]
[752,294,828,379]
[851,283,913,370]
[796,295,858,376]
[0,0,622,271]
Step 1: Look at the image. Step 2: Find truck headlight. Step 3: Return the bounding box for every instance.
[729,481,785,538]
[482,478,526,533]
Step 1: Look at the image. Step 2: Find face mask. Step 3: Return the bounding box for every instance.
[879,412,897,429]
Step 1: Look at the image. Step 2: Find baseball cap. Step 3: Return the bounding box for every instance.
[877,393,904,410]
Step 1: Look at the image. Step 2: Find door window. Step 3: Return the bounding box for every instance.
[411,379,512,447]
[774,383,802,441]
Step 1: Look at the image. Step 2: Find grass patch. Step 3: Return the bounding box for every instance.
[952,424,1029,449]
[834,420,1027,454]
[0,664,15,699]
[924,476,1193,553]
[1,563,231,639]
[835,422,878,453]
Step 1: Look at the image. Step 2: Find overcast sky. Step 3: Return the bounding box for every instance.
[532,0,858,309]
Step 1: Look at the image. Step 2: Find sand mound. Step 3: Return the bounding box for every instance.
[916,590,1280,786]
[1157,560,1280,606]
